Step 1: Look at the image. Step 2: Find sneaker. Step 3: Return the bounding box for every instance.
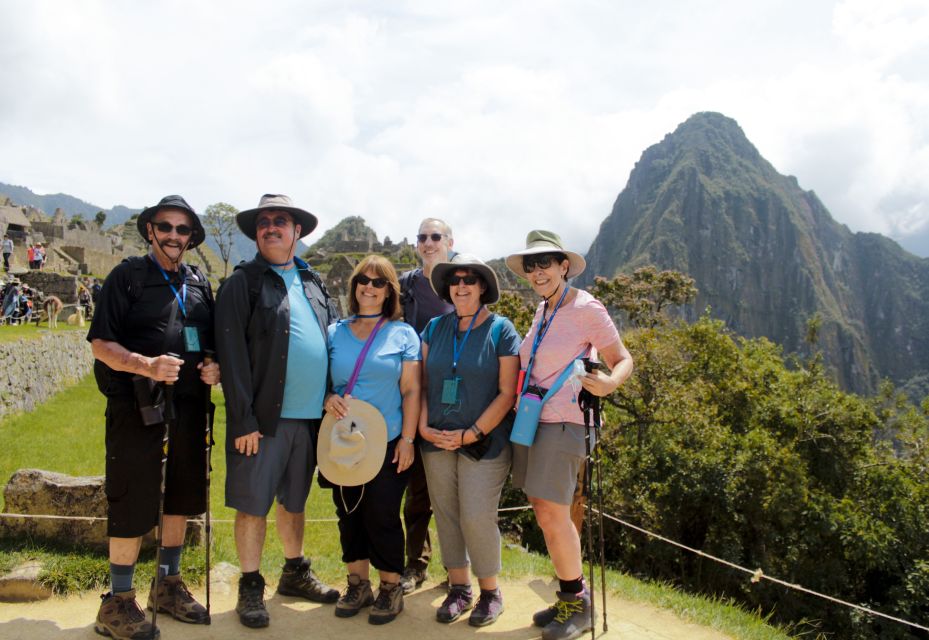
[398,565,428,595]
[236,574,269,629]
[436,584,473,623]
[147,575,210,624]
[541,591,592,640]
[277,559,339,603]
[533,602,558,627]
[335,574,375,618]
[469,588,504,627]
[368,581,403,625]
[95,590,159,640]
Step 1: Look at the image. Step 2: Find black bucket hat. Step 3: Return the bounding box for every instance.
[136,195,205,249]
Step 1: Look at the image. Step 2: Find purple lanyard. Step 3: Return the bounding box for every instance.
[344,316,387,395]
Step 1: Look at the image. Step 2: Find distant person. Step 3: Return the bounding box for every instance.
[87,195,219,639]
[2,234,12,272]
[27,243,36,270]
[505,230,633,640]
[35,243,46,270]
[396,217,455,594]
[214,194,341,629]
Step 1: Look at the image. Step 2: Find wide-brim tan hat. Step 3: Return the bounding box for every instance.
[505,229,586,279]
[429,253,500,305]
[317,398,387,487]
[237,193,318,240]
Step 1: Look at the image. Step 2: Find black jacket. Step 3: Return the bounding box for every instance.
[215,254,339,442]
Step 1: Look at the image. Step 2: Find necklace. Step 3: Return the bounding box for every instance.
[355,313,382,319]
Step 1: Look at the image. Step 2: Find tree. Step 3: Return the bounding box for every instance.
[489,291,535,336]
[94,211,107,227]
[203,202,239,279]
[592,266,697,328]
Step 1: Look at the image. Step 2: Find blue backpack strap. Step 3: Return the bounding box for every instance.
[490,314,505,351]
[423,315,442,343]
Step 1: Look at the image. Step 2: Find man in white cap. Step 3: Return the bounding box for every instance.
[215,194,341,628]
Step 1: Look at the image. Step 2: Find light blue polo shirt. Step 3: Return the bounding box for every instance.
[274,266,328,419]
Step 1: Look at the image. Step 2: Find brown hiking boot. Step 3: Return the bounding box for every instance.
[95,590,159,640]
[147,575,210,624]
[277,559,339,603]
[335,574,375,618]
[368,581,403,625]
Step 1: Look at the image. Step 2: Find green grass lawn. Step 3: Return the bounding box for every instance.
[0,374,792,639]
[0,323,86,343]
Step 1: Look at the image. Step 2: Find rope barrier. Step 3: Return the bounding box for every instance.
[4,504,927,633]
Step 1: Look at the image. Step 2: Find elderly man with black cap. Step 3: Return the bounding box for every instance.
[87,195,220,639]
[215,194,341,629]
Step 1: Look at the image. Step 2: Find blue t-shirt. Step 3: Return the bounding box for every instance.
[422,312,521,456]
[274,266,328,419]
[328,319,421,440]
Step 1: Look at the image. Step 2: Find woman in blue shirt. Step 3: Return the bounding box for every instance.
[323,255,421,625]
[419,254,520,627]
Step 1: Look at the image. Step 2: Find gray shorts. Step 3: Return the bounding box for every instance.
[511,422,594,505]
[225,418,319,516]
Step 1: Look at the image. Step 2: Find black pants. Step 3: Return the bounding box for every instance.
[403,449,432,570]
[333,439,409,574]
[2,253,9,272]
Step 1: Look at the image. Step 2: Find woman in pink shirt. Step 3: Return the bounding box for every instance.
[505,230,633,640]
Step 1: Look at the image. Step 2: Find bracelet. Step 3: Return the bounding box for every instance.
[470,424,485,441]
[402,435,414,444]
[460,429,466,445]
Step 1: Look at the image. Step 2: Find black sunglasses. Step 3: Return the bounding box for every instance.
[447,274,480,286]
[256,216,292,230]
[417,233,446,243]
[152,221,193,236]
[522,252,566,273]
[356,274,388,288]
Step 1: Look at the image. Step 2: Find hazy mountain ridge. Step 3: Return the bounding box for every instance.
[581,112,929,395]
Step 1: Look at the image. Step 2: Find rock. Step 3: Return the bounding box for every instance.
[0,561,52,602]
[208,561,240,595]
[0,469,203,548]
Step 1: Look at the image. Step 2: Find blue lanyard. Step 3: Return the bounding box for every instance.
[451,309,481,374]
[149,255,187,318]
[523,285,570,390]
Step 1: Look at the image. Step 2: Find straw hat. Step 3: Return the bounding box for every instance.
[317,398,387,487]
[505,229,586,279]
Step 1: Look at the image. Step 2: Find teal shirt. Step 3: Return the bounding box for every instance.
[274,266,328,419]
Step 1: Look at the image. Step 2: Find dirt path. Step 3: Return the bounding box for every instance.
[0,577,734,640]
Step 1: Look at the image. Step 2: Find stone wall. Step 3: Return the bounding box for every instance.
[17,271,80,303]
[0,331,92,418]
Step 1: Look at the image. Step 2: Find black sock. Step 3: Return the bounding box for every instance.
[559,577,584,594]
[284,556,304,570]
[242,570,262,584]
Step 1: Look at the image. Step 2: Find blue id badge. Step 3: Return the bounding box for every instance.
[183,326,201,353]
[441,377,460,404]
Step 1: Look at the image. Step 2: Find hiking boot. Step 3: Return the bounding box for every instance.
[277,560,339,603]
[236,574,269,628]
[541,591,592,640]
[436,584,473,623]
[95,590,159,640]
[398,565,428,595]
[147,575,210,624]
[469,588,504,627]
[368,581,403,625]
[335,574,375,618]
[533,602,558,627]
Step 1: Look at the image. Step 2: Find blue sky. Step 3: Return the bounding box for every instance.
[1,0,927,258]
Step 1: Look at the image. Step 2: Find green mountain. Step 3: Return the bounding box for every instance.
[580,112,929,396]
[0,182,139,227]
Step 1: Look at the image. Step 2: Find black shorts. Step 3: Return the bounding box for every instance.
[104,393,213,538]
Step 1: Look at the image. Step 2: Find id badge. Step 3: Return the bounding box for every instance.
[441,377,460,404]
[183,326,202,353]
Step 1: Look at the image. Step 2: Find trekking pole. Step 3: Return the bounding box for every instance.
[151,353,179,638]
[583,401,596,640]
[202,350,214,622]
[593,396,608,633]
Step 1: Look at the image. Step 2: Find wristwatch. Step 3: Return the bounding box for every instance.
[470,424,485,441]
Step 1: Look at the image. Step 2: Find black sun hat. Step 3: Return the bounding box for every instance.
[136,195,205,249]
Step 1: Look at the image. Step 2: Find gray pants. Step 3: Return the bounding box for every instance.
[421,447,511,579]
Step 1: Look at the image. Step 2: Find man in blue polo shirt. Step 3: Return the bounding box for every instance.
[215,194,341,629]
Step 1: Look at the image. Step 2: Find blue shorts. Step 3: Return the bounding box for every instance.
[225,418,320,516]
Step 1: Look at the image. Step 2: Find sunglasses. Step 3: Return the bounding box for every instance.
[256,216,292,230]
[522,253,566,273]
[152,221,193,236]
[447,274,480,286]
[417,233,446,243]
[356,274,388,288]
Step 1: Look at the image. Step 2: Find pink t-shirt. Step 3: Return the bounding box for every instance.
[519,289,621,425]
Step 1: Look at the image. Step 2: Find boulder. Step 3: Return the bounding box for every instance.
[0,469,202,548]
[0,561,52,602]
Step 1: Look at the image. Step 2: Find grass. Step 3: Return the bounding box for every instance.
[0,374,793,639]
[0,322,86,343]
